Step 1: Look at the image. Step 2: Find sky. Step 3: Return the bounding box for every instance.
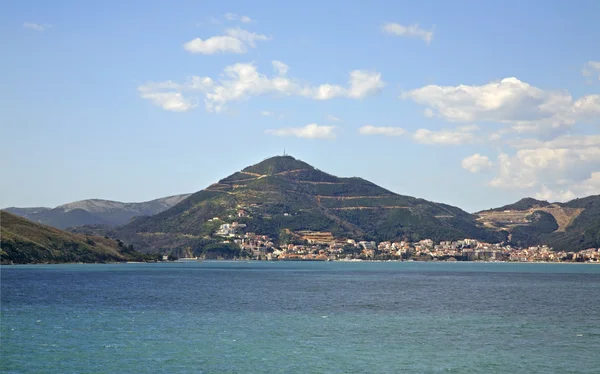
[1,0,599,213]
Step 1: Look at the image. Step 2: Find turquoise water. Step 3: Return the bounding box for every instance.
[2,261,600,373]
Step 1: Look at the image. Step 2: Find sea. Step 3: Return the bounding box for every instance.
[1,261,599,373]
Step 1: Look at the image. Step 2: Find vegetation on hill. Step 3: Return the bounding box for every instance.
[0,211,160,264]
[508,211,559,248]
[61,157,600,254]
[476,195,600,251]
[483,198,550,212]
[542,195,600,251]
[241,155,313,175]
[106,155,506,254]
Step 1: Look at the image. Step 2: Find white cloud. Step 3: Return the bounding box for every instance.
[326,114,343,122]
[424,108,434,118]
[23,22,50,31]
[137,80,203,112]
[260,110,284,119]
[346,70,385,99]
[457,124,480,132]
[534,185,576,202]
[572,94,600,123]
[582,61,600,81]
[488,144,600,201]
[138,92,196,112]
[187,76,215,91]
[224,28,270,47]
[402,77,600,134]
[266,124,336,139]
[412,126,478,145]
[509,134,600,150]
[358,125,406,136]
[461,154,493,173]
[272,60,289,75]
[183,35,245,54]
[382,22,433,44]
[224,13,254,23]
[573,172,600,197]
[183,28,270,54]
[138,61,384,113]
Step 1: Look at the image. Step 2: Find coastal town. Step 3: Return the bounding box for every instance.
[208,220,600,263]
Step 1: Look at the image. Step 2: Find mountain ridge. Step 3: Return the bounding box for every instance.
[6,156,598,255]
[5,193,191,229]
[108,155,503,254]
[475,194,600,251]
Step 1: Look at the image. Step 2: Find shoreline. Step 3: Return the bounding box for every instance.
[2,259,598,266]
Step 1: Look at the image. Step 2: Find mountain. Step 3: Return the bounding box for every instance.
[476,195,600,251]
[484,198,551,212]
[0,211,157,264]
[4,194,191,229]
[111,155,502,255]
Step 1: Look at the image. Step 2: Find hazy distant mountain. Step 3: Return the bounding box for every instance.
[4,194,191,229]
[476,195,600,251]
[0,211,154,264]
[3,207,52,216]
[113,155,502,254]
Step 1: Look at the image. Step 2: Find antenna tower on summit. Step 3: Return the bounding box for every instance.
[283,149,287,156]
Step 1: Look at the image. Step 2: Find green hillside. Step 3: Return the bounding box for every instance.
[542,195,600,251]
[0,211,157,264]
[114,156,503,254]
[483,198,551,212]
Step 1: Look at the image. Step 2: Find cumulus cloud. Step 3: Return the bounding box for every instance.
[183,28,270,54]
[23,22,50,31]
[224,13,254,23]
[266,124,336,139]
[487,141,600,201]
[582,61,600,82]
[400,75,599,200]
[573,172,600,197]
[508,134,600,150]
[272,60,289,75]
[138,61,384,112]
[138,92,196,112]
[382,22,433,44]
[412,125,479,145]
[461,154,493,173]
[137,81,197,112]
[402,77,600,134]
[534,185,576,202]
[259,110,284,119]
[358,125,406,136]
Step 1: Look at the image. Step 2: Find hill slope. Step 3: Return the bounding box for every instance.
[5,193,191,229]
[114,156,502,253]
[0,211,156,264]
[476,195,600,251]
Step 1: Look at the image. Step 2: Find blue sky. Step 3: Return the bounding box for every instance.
[2,0,599,212]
